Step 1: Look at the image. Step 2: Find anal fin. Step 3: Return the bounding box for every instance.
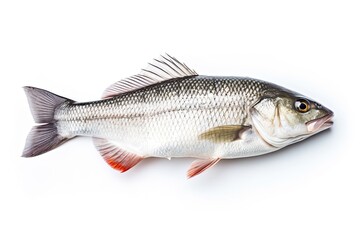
[187,158,221,178]
[93,138,144,172]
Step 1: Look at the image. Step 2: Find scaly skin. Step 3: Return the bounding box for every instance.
[55,76,276,159]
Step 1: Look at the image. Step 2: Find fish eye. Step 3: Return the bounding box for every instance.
[295,99,311,113]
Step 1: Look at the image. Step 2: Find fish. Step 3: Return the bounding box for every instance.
[22,54,334,178]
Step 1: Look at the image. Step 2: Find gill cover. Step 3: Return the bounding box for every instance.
[250,97,295,148]
[250,91,333,149]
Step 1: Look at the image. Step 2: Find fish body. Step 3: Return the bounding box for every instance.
[22,55,333,177]
[57,76,272,159]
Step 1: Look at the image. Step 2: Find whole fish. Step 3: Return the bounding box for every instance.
[22,54,333,178]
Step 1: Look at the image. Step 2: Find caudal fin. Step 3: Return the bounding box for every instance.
[22,86,74,157]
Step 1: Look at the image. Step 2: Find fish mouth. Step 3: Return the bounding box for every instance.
[306,113,334,133]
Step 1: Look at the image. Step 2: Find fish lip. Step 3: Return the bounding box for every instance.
[305,113,334,133]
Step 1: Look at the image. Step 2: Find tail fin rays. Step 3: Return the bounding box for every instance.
[22,124,70,157]
[22,87,74,157]
[23,86,72,123]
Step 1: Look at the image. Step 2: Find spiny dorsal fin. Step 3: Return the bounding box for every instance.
[102,54,198,99]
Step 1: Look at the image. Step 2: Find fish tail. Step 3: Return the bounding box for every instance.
[22,86,74,157]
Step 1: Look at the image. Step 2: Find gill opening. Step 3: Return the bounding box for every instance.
[273,102,282,129]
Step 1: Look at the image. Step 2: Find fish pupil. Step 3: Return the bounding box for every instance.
[299,103,307,110]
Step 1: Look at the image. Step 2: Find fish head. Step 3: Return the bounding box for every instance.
[250,85,333,148]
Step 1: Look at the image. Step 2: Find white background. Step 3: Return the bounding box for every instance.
[1,1,359,239]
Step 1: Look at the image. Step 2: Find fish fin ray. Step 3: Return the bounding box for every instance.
[22,87,74,157]
[187,158,221,178]
[199,125,252,143]
[93,138,144,172]
[23,86,73,123]
[102,54,198,99]
[22,123,71,157]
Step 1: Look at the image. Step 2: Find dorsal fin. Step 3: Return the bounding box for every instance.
[102,54,198,99]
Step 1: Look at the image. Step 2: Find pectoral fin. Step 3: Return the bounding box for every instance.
[199,125,251,143]
[187,158,221,178]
